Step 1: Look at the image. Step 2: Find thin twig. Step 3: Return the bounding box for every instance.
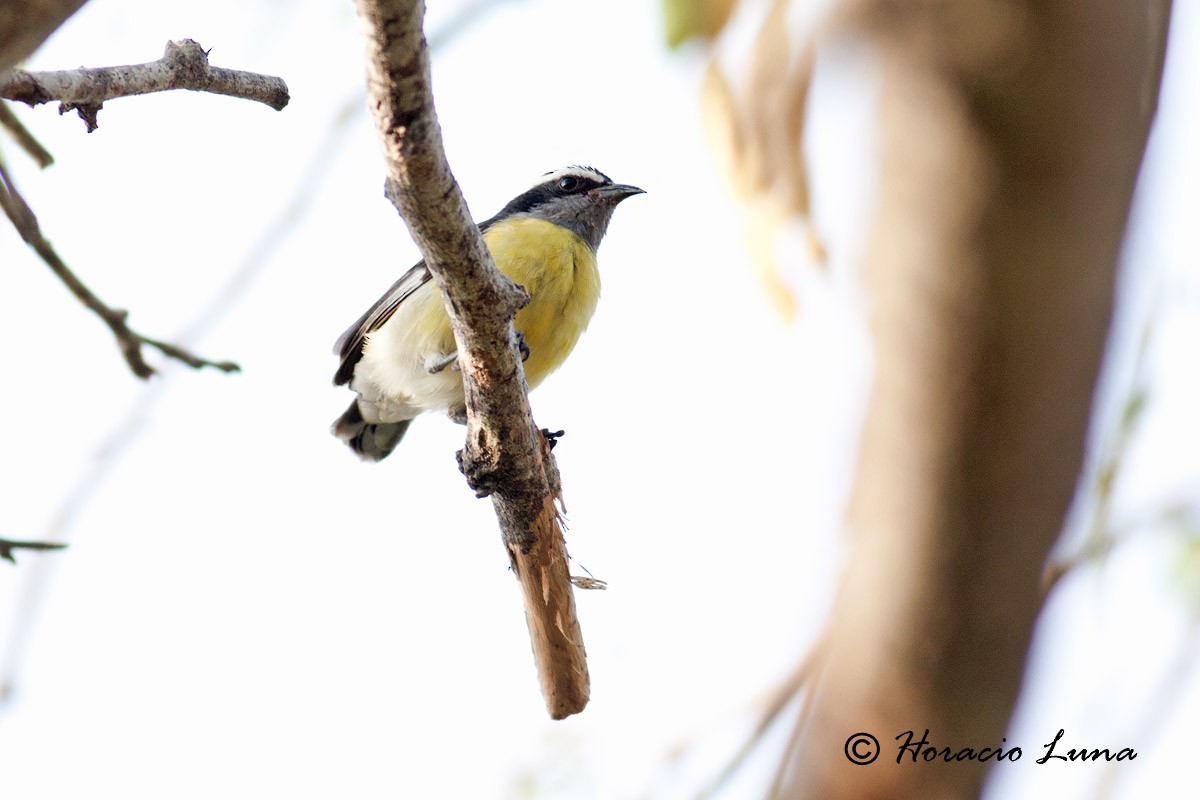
[694,635,827,800]
[0,161,239,378]
[0,5,507,705]
[354,0,589,719]
[1042,316,1156,599]
[766,636,828,800]
[0,537,67,564]
[425,0,516,49]
[1095,588,1200,799]
[0,39,289,131]
[0,101,53,167]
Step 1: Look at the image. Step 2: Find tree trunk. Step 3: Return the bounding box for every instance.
[781,2,1172,798]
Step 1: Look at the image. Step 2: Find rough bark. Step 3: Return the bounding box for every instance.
[353,0,589,719]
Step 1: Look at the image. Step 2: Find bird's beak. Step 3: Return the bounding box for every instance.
[593,183,645,202]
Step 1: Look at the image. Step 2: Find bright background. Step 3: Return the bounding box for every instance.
[0,1,1196,798]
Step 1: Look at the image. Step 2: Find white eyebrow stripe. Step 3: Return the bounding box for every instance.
[532,166,611,190]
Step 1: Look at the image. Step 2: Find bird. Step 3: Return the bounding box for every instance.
[331,166,644,461]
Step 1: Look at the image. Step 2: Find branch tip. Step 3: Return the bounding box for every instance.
[0,537,68,565]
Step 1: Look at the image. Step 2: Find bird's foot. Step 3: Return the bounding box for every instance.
[457,448,503,498]
[516,330,530,363]
[425,351,459,374]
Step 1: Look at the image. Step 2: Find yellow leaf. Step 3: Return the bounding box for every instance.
[662,0,739,49]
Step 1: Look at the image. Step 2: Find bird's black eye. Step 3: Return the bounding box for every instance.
[558,176,579,192]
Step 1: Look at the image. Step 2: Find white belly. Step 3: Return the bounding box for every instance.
[349,293,463,424]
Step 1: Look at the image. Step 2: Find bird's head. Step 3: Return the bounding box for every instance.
[498,166,644,251]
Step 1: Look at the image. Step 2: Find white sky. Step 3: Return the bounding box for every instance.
[0,1,1196,798]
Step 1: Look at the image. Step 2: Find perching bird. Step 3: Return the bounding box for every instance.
[332,166,644,461]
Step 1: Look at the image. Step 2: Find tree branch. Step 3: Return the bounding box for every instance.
[0,537,66,564]
[0,161,239,378]
[353,0,589,719]
[694,635,828,800]
[0,101,54,167]
[0,8,501,703]
[0,39,289,132]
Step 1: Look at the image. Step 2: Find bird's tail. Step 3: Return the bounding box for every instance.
[332,402,412,462]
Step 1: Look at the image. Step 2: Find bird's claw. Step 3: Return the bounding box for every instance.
[425,351,459,374]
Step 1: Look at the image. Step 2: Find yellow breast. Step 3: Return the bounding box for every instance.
[482,216,601,389]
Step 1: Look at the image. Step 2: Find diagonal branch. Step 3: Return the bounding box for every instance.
[694,634,829,800]
[0,7,502,704]
[0,101,54,167]
[0,161,239,378]
[354,0,589,719]
[0,39,289,132]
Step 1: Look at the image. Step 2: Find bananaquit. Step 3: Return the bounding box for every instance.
[332,166,644,461]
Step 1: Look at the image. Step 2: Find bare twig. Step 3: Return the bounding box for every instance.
[694,636,828,800]
[0,101,53,167]
[0,5,506,704]
[354,0,589,718]
[0,161,239,378]
[1042,317,1156,599]
[1095,606,1200,799]
[0,537,67,564]
[425,0,516,50]
[0,39,289,131]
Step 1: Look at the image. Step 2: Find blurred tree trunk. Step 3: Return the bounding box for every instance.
[0,0,89,70]
[780,2,1172,798]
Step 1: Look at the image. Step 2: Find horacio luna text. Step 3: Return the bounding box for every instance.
[894,729,1136,764]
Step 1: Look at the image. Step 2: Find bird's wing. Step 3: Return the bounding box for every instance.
[332,262,432,386]
[333,216,504,387]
